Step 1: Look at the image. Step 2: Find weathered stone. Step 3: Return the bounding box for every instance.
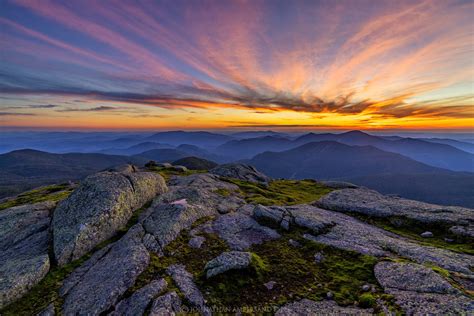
[374,261,457,294]
[188,236,205,249]
[264,281,276,290]
[171,165,188,172]
[210,163,271,184]
[112,278,167,316]
[386,290,473,315]
[361,284,371,292]
[166,264,210,316]
[106,164,139,173]
[53,169,166,265]
[0,202,55,308]
[149,291,182,316]
[449,225,474,239]
[142,202,214,252]
[420,231,433,238]
[61,224,150,315]
[316,187,474,229]
[161,173,244,213]
[0,201,54,251]
[314,252,324,263]
[204,251,252,278]
[141,173,243,251]
[142,233,162,255]
[374,260,473,314]
[157,163,172,168]
[280,205,473,275]
[60,243,114,297]
[207,212,280,250]
[276,299,372,315]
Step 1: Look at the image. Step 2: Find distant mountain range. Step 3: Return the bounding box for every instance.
[1,130,473,207]
[246,141,474,207]
[0,149,147,198]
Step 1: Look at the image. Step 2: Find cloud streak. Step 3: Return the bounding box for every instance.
[0,0,473,128]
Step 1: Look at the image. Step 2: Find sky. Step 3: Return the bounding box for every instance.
[0,0,473,131]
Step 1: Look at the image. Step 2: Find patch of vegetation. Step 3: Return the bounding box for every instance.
[214,188,232,197]
[0,183,74,211]
[226,179,333,206]
[146,166,206,182]
[197,227,384,311]
[351,214,474,255]
[358,293,376,308]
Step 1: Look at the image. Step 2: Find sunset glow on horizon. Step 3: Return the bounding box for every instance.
[1,0,473,131]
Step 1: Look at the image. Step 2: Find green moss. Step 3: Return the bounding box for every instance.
[0,183,74,211]
[226,179,332,206]
[350,214,474,255]
[197,227,382,311]
[358,293,376,308]
[214,188,232,197]
[131,230,229,293]
[426,264,450,278]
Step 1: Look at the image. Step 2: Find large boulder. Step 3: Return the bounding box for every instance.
[53,168,167,265]
[316,187,474,233]
[166,264,210,315]
[141,202,215,253]
[210,163,271,184]
[374,261,458,294]
[276,299,372,315]
[149,291,182,316]
[374,261,473,314]
[0,201,55,308]
[61,224,150,315]
[204,251,252,278]
[112,278,167,316]
[257,204,473,275]
[140,173,244,254]
[197,212,280,251]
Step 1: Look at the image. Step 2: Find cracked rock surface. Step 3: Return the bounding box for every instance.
[374,261,473,315]
[0,201,55,308]
[204,251,252,278]
[53,167,166,265]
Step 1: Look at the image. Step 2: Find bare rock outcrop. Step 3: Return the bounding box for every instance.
[149,291,182,316]
[204,251,252,278]
[112,278,167,316]
[210,163,271,184]
[198,212,280,250]
[316,187,474,236]
[374,261,473,314]
[166,264,210,316]
[0,201,55,308]
[255,204,473,275]
[60,224,150,315]
[53,167,167,265]
[276,299,372,315]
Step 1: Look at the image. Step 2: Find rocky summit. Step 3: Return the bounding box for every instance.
[0,163,473,315]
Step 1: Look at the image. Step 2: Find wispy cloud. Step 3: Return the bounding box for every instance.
[0,0,472,129]
[56,106,118,112]
[0,112,37,116]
